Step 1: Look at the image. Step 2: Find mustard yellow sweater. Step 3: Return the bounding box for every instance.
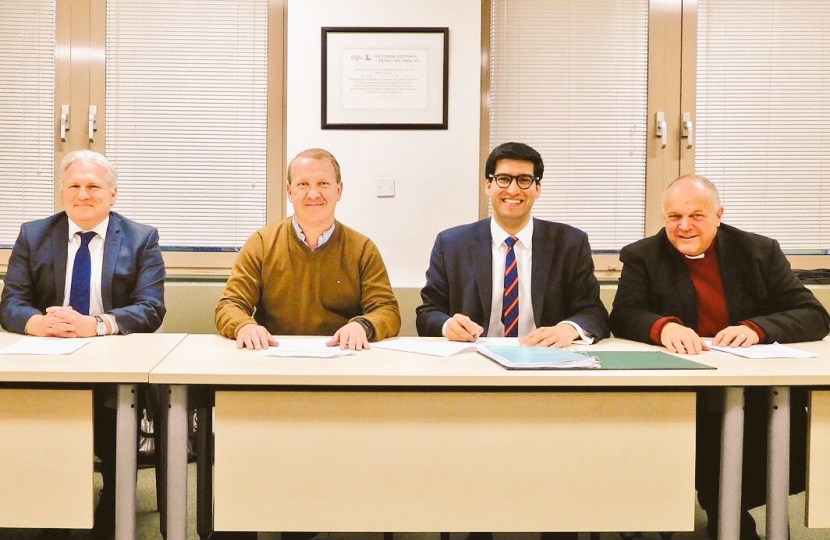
[215,218,400,340]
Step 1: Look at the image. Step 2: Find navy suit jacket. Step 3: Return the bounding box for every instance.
[0,211,166,335]
[416,218,609,339]
[610,223,830,343]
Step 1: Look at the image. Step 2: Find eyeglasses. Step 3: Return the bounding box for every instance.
[487,174,539,189]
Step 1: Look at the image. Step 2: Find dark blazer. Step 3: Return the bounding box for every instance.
[416,218,609,339]
[610,223,829,343]
[0,211,166,335]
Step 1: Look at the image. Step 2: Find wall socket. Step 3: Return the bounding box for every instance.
[376,177,395,197]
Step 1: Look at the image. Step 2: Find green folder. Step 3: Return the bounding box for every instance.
[591,351,714,370]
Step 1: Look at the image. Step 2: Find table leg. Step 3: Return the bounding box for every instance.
[767,386,790,540]
[115,384,137,540]
[166,384,189,540]
[719,387,745,540]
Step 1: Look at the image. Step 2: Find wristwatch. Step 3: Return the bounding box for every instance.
[353,317,375,340]
[94,315,108,336]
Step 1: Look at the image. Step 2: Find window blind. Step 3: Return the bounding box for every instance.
[489,0,649,251]
[105,0,268,249]
[0,0,56,246]
[696,0,830,252]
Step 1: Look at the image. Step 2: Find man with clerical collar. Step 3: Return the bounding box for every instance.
[610,174,830,539]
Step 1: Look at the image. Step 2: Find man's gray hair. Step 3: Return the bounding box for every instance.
[59,150,118,190]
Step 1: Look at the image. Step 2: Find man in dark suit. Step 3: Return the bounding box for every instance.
[417,142,609,540]
[610,174,829,539]
[0,149,166,540]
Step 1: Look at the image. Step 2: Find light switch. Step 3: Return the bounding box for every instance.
[376,177,395,198]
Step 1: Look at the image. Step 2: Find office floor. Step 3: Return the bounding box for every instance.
[0,464,826,540]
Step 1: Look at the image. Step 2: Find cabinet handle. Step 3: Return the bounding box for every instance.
[655,112,667,149]
[681,112,694,149]
[88,105,98,142]
[60,105,70,142]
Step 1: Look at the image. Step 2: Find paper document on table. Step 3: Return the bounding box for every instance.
[707,341,817,359]
[260,338,356,358]
[0,336,92,355]
[373,339,479,357]
[478,344,600,369]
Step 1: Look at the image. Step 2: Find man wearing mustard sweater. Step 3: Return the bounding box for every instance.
[216,147,401,352]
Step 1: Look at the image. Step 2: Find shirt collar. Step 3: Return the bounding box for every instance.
[684,236,718,260]
[67,216,109,241]
[292,216,336,249]
[490,217,533,248]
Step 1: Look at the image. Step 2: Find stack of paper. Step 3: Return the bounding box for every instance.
[477,344,600,370]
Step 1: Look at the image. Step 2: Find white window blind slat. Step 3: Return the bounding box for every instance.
[106,0,268,249]
[0,0,55,245]
[489,0,649,251]
[696,0,830,253]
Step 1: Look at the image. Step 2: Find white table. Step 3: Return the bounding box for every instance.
[150,335,830,540]
[0,332,186,540]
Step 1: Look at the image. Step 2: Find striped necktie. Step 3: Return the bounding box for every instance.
[502,235,519,337]
[69,231,96,315]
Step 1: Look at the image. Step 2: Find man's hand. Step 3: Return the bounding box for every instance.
[327,321,370,350]
[660,322,709,354]
[713,325,760,348]
[236,323,278,350]
[445,313,484,342]
[25,306,96,338]
[521,323,579,347]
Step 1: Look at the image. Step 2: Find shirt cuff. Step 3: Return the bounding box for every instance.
[101,313,119,335]
[559,320,594,345]
[441,318,450,338]
[649,316,683,345]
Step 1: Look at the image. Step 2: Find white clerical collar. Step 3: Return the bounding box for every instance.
[685,252,705,260]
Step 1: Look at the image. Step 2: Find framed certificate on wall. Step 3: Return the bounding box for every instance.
[321,27,449,130]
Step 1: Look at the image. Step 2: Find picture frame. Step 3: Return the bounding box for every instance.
[321,27,449,130]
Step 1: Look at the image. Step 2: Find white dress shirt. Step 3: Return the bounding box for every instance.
[486,218,593,342]
[64,217,118,334]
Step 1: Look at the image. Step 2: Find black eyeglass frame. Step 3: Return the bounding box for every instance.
[486,173,540,189]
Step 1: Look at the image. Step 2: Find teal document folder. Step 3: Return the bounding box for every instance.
[478,347,714,371]
[591,351,714,370]
[477,345,600,370]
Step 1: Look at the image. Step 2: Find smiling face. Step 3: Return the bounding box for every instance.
[663,178,723,256]
[287,156,342,231]
[485,158,541,234]
[60,160,117,230]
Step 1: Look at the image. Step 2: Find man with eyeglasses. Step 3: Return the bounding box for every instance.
[416,142,608,539]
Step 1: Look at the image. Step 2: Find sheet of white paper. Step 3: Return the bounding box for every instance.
[0,336,93,355]
[373,336,587,357]
[706,341,817,359]
[259,337,355,358]
[373,339,479,357]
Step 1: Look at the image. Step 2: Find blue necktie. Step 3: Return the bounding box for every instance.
[69,231,96,315]
[502,235,519,337]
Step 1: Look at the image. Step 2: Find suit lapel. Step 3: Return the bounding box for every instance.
[530,219,552,325]
[470,220,494,324]
[101,214,121,311]
[53,217,70,303]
